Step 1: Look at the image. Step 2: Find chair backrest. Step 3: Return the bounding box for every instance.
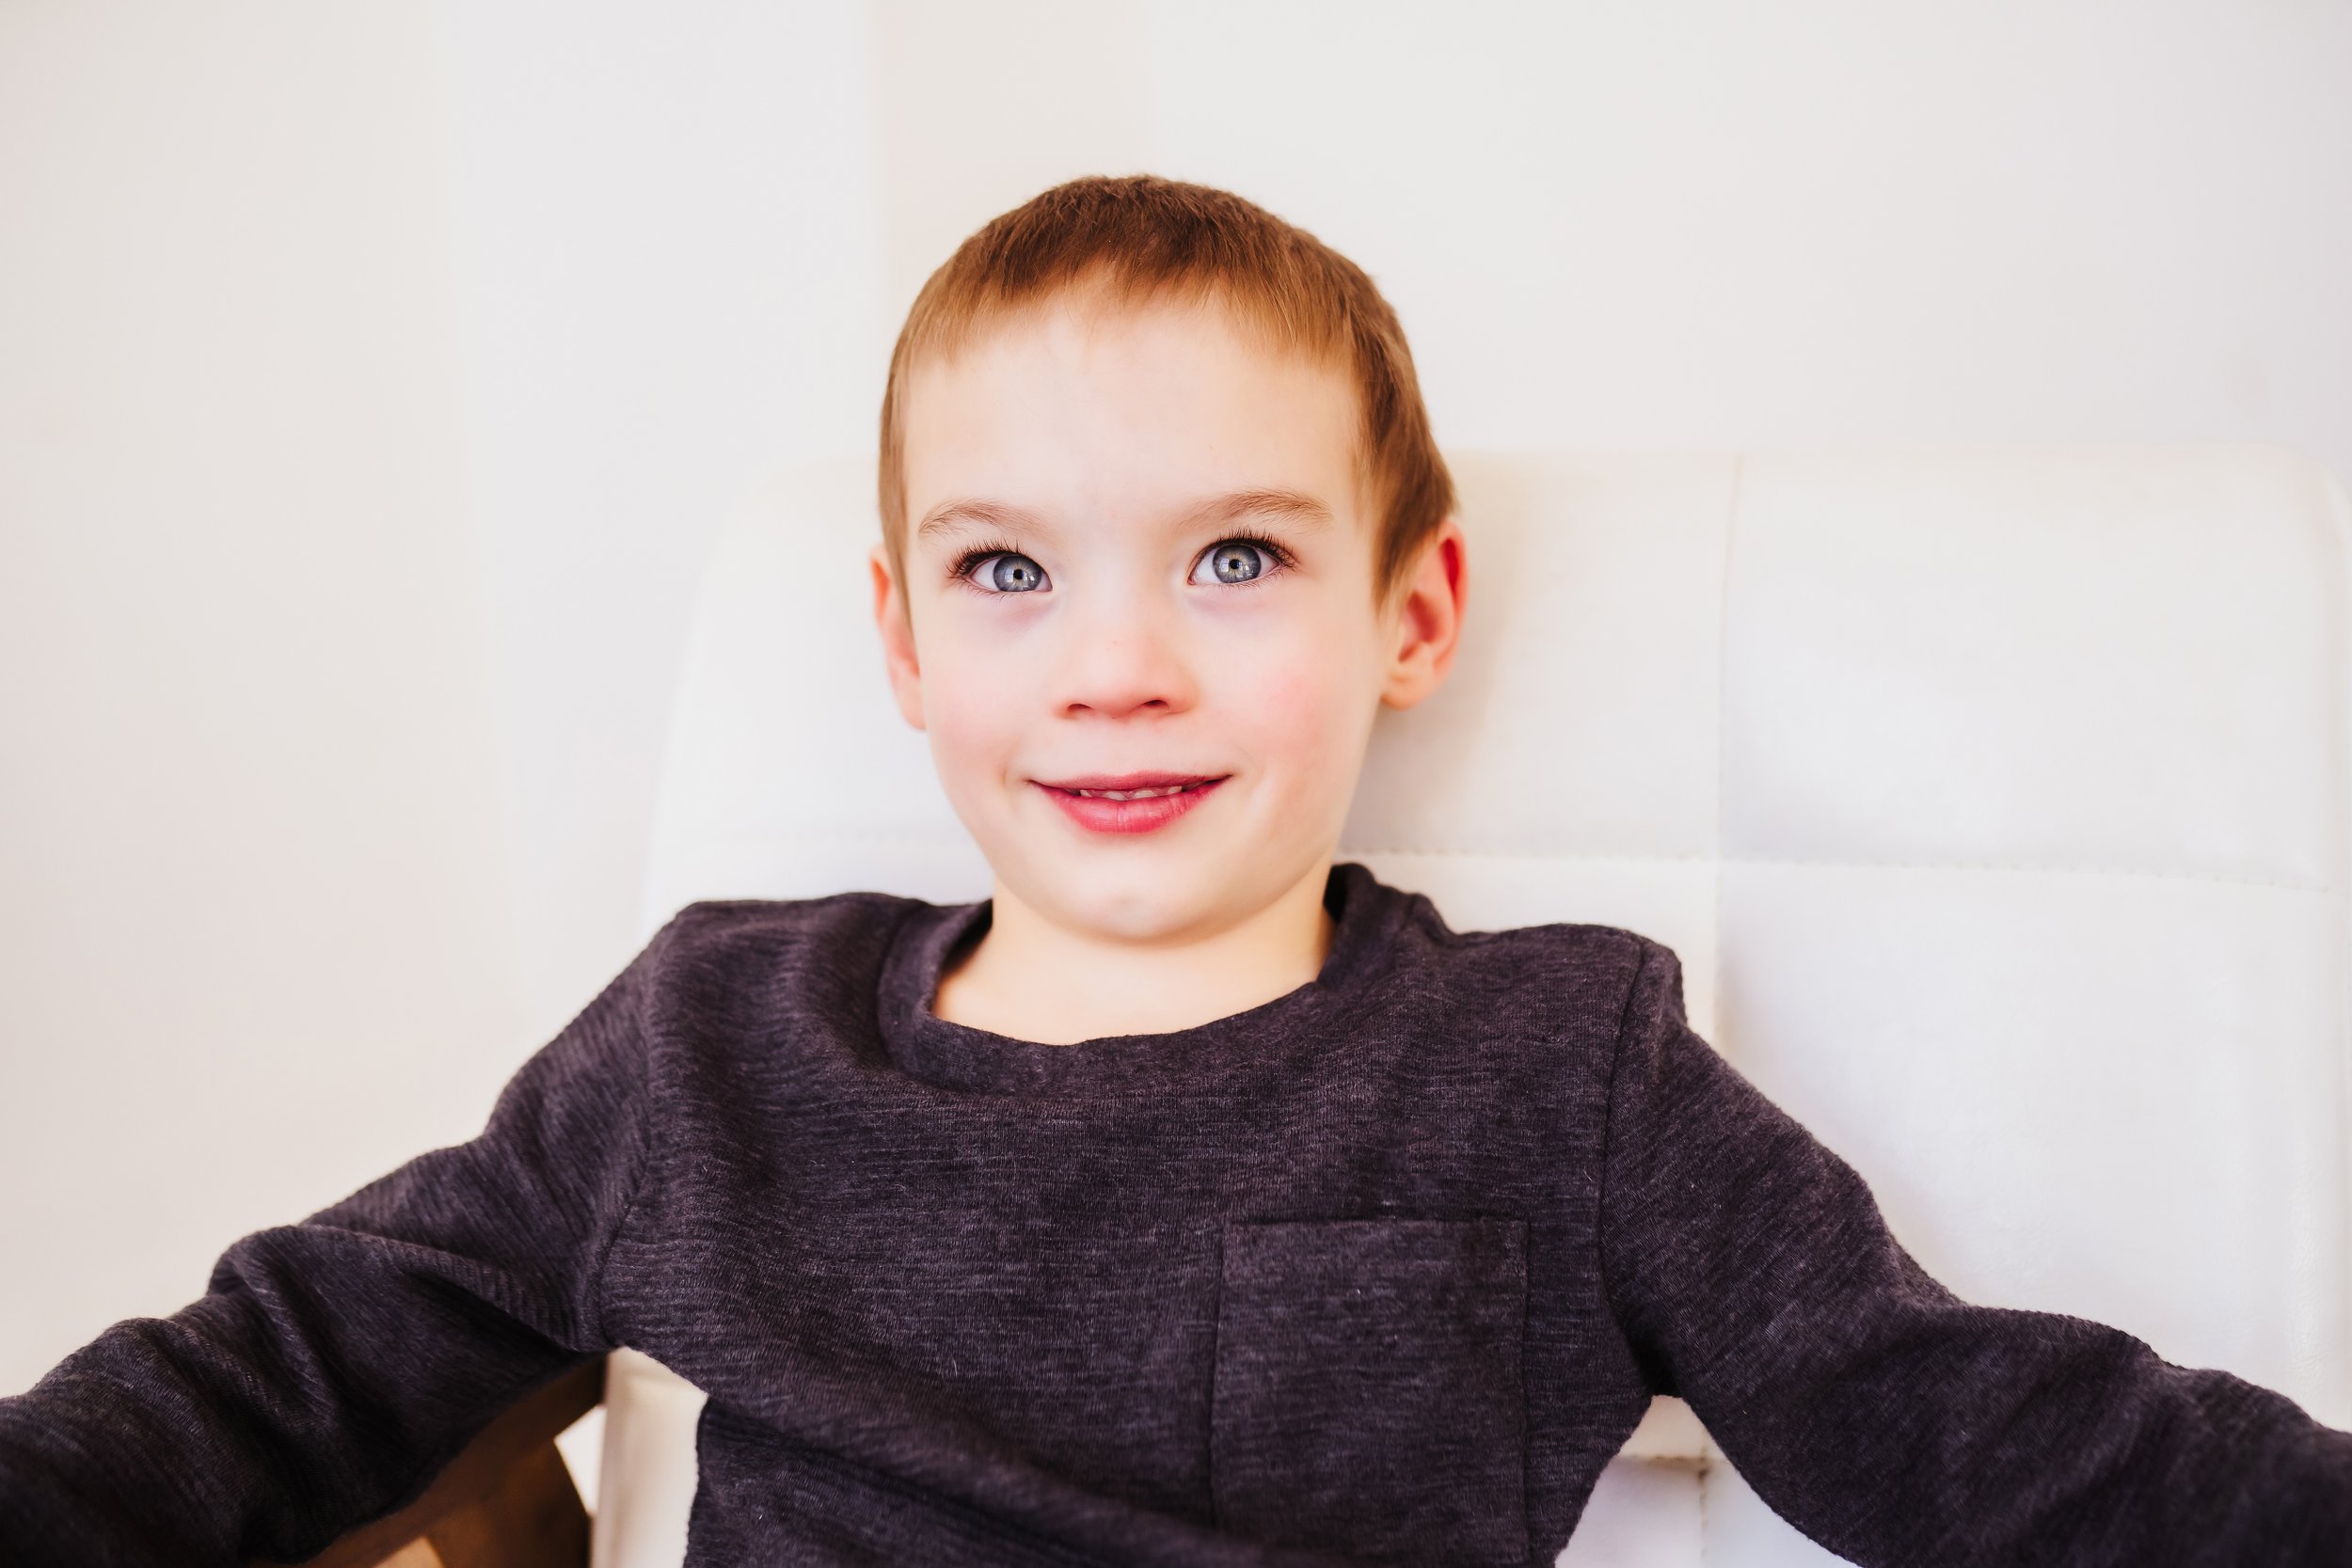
[597,446,2352,1568]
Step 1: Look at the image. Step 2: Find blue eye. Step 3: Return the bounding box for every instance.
[1190,533,1293,587]
[949,532,1294,594]
[954,547,1049,594]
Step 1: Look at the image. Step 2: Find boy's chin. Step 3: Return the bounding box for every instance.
[993,842,1315,936]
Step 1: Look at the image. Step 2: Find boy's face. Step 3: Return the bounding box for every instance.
[870,289,1463,943]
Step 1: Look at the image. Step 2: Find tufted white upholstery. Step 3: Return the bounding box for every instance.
[590,447,2352,1568]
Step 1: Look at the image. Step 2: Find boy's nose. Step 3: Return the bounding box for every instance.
[1048,600,1200,719]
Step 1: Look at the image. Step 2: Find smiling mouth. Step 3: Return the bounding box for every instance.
[1036,773,1227,799]
[1064,782,1209,800]
[1032,772,1231,833]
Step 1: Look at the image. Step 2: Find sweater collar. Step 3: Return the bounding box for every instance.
[875,861,1410,1097]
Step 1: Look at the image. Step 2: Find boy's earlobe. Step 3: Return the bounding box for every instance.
[869,545,929,733]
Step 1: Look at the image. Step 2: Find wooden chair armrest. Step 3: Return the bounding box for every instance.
[252,1356,605,1568]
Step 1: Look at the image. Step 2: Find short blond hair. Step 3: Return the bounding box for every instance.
[878,174,1454,613]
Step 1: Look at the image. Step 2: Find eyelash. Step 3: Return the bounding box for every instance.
[946,530,1297,593]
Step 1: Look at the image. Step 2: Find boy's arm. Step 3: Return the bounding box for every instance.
[1597,934,2352,1567]
[0,913,681,1568]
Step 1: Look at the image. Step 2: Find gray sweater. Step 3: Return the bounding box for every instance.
[3,862,2348,1565]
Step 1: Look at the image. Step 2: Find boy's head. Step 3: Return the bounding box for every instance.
[869,175,1467,945]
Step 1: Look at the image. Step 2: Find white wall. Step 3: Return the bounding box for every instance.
[5,0,2350,1475]
[425,0,884,1020]
[0,0,526,1388]
[1145,0,2352,474]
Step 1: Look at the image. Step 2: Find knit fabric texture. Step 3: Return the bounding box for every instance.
[4,861,2349,1565]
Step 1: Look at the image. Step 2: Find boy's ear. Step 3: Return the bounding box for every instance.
[869,543,928,732]
[1379,515,1470,711]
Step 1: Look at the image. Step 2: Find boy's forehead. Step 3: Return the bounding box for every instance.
[911,289,1346,410]
[900,293,1371,528]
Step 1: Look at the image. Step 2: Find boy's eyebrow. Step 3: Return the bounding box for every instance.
[914,488,1336,546]
[1189,488,1337,533]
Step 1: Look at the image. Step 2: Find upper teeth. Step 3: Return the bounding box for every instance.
[1072,784,1197,800]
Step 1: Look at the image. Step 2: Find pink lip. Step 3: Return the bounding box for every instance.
[1032,773,1230,835]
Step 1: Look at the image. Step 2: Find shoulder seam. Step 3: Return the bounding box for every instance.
[587,909,685,1350]
[1591,930,1654,1350]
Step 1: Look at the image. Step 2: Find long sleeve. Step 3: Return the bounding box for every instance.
[0,914,677,1568]
[1597,934,2352,1567]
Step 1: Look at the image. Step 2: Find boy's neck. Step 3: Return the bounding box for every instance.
[930,862,1340,1047]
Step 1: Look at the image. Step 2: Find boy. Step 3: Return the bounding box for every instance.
[4,174,2348,1566]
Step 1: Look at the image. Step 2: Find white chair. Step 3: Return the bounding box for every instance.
[583,445,2352,1567]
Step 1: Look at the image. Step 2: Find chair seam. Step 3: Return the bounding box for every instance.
[1343,846,2336,895]
[1700,451,1743,1567]
[690,832,2341,896]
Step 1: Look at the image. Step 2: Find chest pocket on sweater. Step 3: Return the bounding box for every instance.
[1209,1217,1530,1567]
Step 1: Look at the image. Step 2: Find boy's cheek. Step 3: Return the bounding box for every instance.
[915,675,1035,809]
[920,696,1017,779]
[1216,642,1366,752]
[909,634,1013,726]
